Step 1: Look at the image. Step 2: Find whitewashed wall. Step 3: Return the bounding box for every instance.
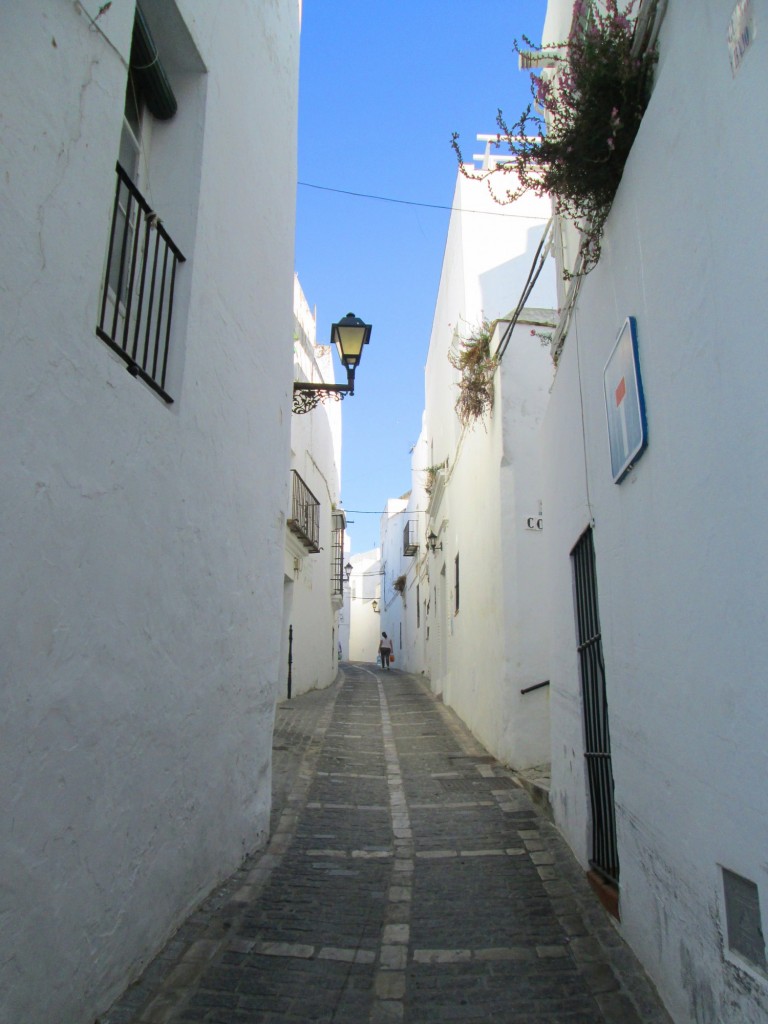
[0,3,299,1021]
[347,549,383,663]
[379,498,409,659]
[540,1,768,1021]
[495,320,555,767]
[402,429,432,676]
[338,573,351,659]
[380,437,432,677]
[281,279,343,698]
[417,169,556,766]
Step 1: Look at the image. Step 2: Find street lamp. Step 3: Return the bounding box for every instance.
[344,561,353,581]
[293,312,372,414]
[427,530,443,553]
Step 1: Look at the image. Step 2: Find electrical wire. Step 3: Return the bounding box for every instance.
[342,508,415,514]
[298,181,546,220]
[495,218,555,362]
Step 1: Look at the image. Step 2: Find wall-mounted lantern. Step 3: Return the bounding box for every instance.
[293,312,372,414]
[372,599,379,613]
[344,561,353,581]
[427,530,443,553]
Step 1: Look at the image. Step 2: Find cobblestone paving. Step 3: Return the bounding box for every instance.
[102,666,673,1024]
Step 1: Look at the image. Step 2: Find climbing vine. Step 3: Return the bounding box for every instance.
[452,0,658,275]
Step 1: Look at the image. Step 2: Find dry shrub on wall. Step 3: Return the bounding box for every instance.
[449,319,498,427]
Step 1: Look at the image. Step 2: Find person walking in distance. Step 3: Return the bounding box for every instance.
[379,632,393,670]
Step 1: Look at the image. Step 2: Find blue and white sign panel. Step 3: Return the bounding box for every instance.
[603,316,648,483]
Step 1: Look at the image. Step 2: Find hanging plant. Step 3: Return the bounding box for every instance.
[452,0,657,274]
[449,319,497,426]
[424,462,446,495]
[393,574,407,596]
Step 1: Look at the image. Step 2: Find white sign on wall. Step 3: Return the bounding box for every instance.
[603,317,648,484]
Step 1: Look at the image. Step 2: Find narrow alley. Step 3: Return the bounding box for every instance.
[103,666,672,1024]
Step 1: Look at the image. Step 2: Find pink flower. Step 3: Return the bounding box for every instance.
[534,75,551,105]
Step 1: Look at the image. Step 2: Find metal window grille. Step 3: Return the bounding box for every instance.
[97,162,185,403]
[331,511,345,595]
[287,470,321,553]
[403,519,418,556]
[572,527,619,885]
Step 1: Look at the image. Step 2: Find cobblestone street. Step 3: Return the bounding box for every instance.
[103,666,672,1024]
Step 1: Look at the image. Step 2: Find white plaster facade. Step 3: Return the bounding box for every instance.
[0,3,299,1021]
[384,169,558,770]
[375,4,768,1018]
[378,497,410,663]
[281,277,345,698]
[391,431,432,677]
[346,548,384,663]
[538,1,768,1020]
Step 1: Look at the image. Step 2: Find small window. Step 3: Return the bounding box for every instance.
[722,868,766,972]
[96,5,187,404]
[454,553,460,614]
[416,584,420,628]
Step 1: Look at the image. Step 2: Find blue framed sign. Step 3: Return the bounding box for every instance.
[603,316,648,483]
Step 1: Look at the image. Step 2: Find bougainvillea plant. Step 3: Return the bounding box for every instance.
[452,0,657,274]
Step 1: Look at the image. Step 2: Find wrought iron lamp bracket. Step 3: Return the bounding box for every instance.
[292,382,352,414]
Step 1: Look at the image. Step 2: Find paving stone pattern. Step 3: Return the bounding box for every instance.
[102,666,673,1024]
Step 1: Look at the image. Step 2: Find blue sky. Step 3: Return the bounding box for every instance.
[295,1,548,554]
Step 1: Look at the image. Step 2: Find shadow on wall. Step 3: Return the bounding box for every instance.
[478,223,558,316]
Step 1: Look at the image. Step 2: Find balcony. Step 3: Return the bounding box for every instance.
[287,470,320,553]
[403,518,418,556]
[96,163,185,404]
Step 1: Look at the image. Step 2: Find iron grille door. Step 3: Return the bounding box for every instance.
[572,527,619,885]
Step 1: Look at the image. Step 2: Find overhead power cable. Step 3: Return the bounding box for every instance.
[495,218,555,362]
[298,180,544,220]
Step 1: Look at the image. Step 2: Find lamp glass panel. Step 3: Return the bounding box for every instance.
[334,324,366,368]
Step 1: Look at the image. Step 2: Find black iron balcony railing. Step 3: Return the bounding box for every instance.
[287,470,321,553]
[403,518,418,556]
[96,162,185,403]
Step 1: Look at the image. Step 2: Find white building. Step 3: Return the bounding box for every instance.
[347,548,384,663]
[379,496,409,661]
[378,2,768,1018]
[0,3,299,1021]
[390,430,431,676]
[538,1,768,1020]
[385,166,558,771]
[281,278,346,698]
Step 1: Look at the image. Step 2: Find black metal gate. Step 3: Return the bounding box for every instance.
[571,527,619,885]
